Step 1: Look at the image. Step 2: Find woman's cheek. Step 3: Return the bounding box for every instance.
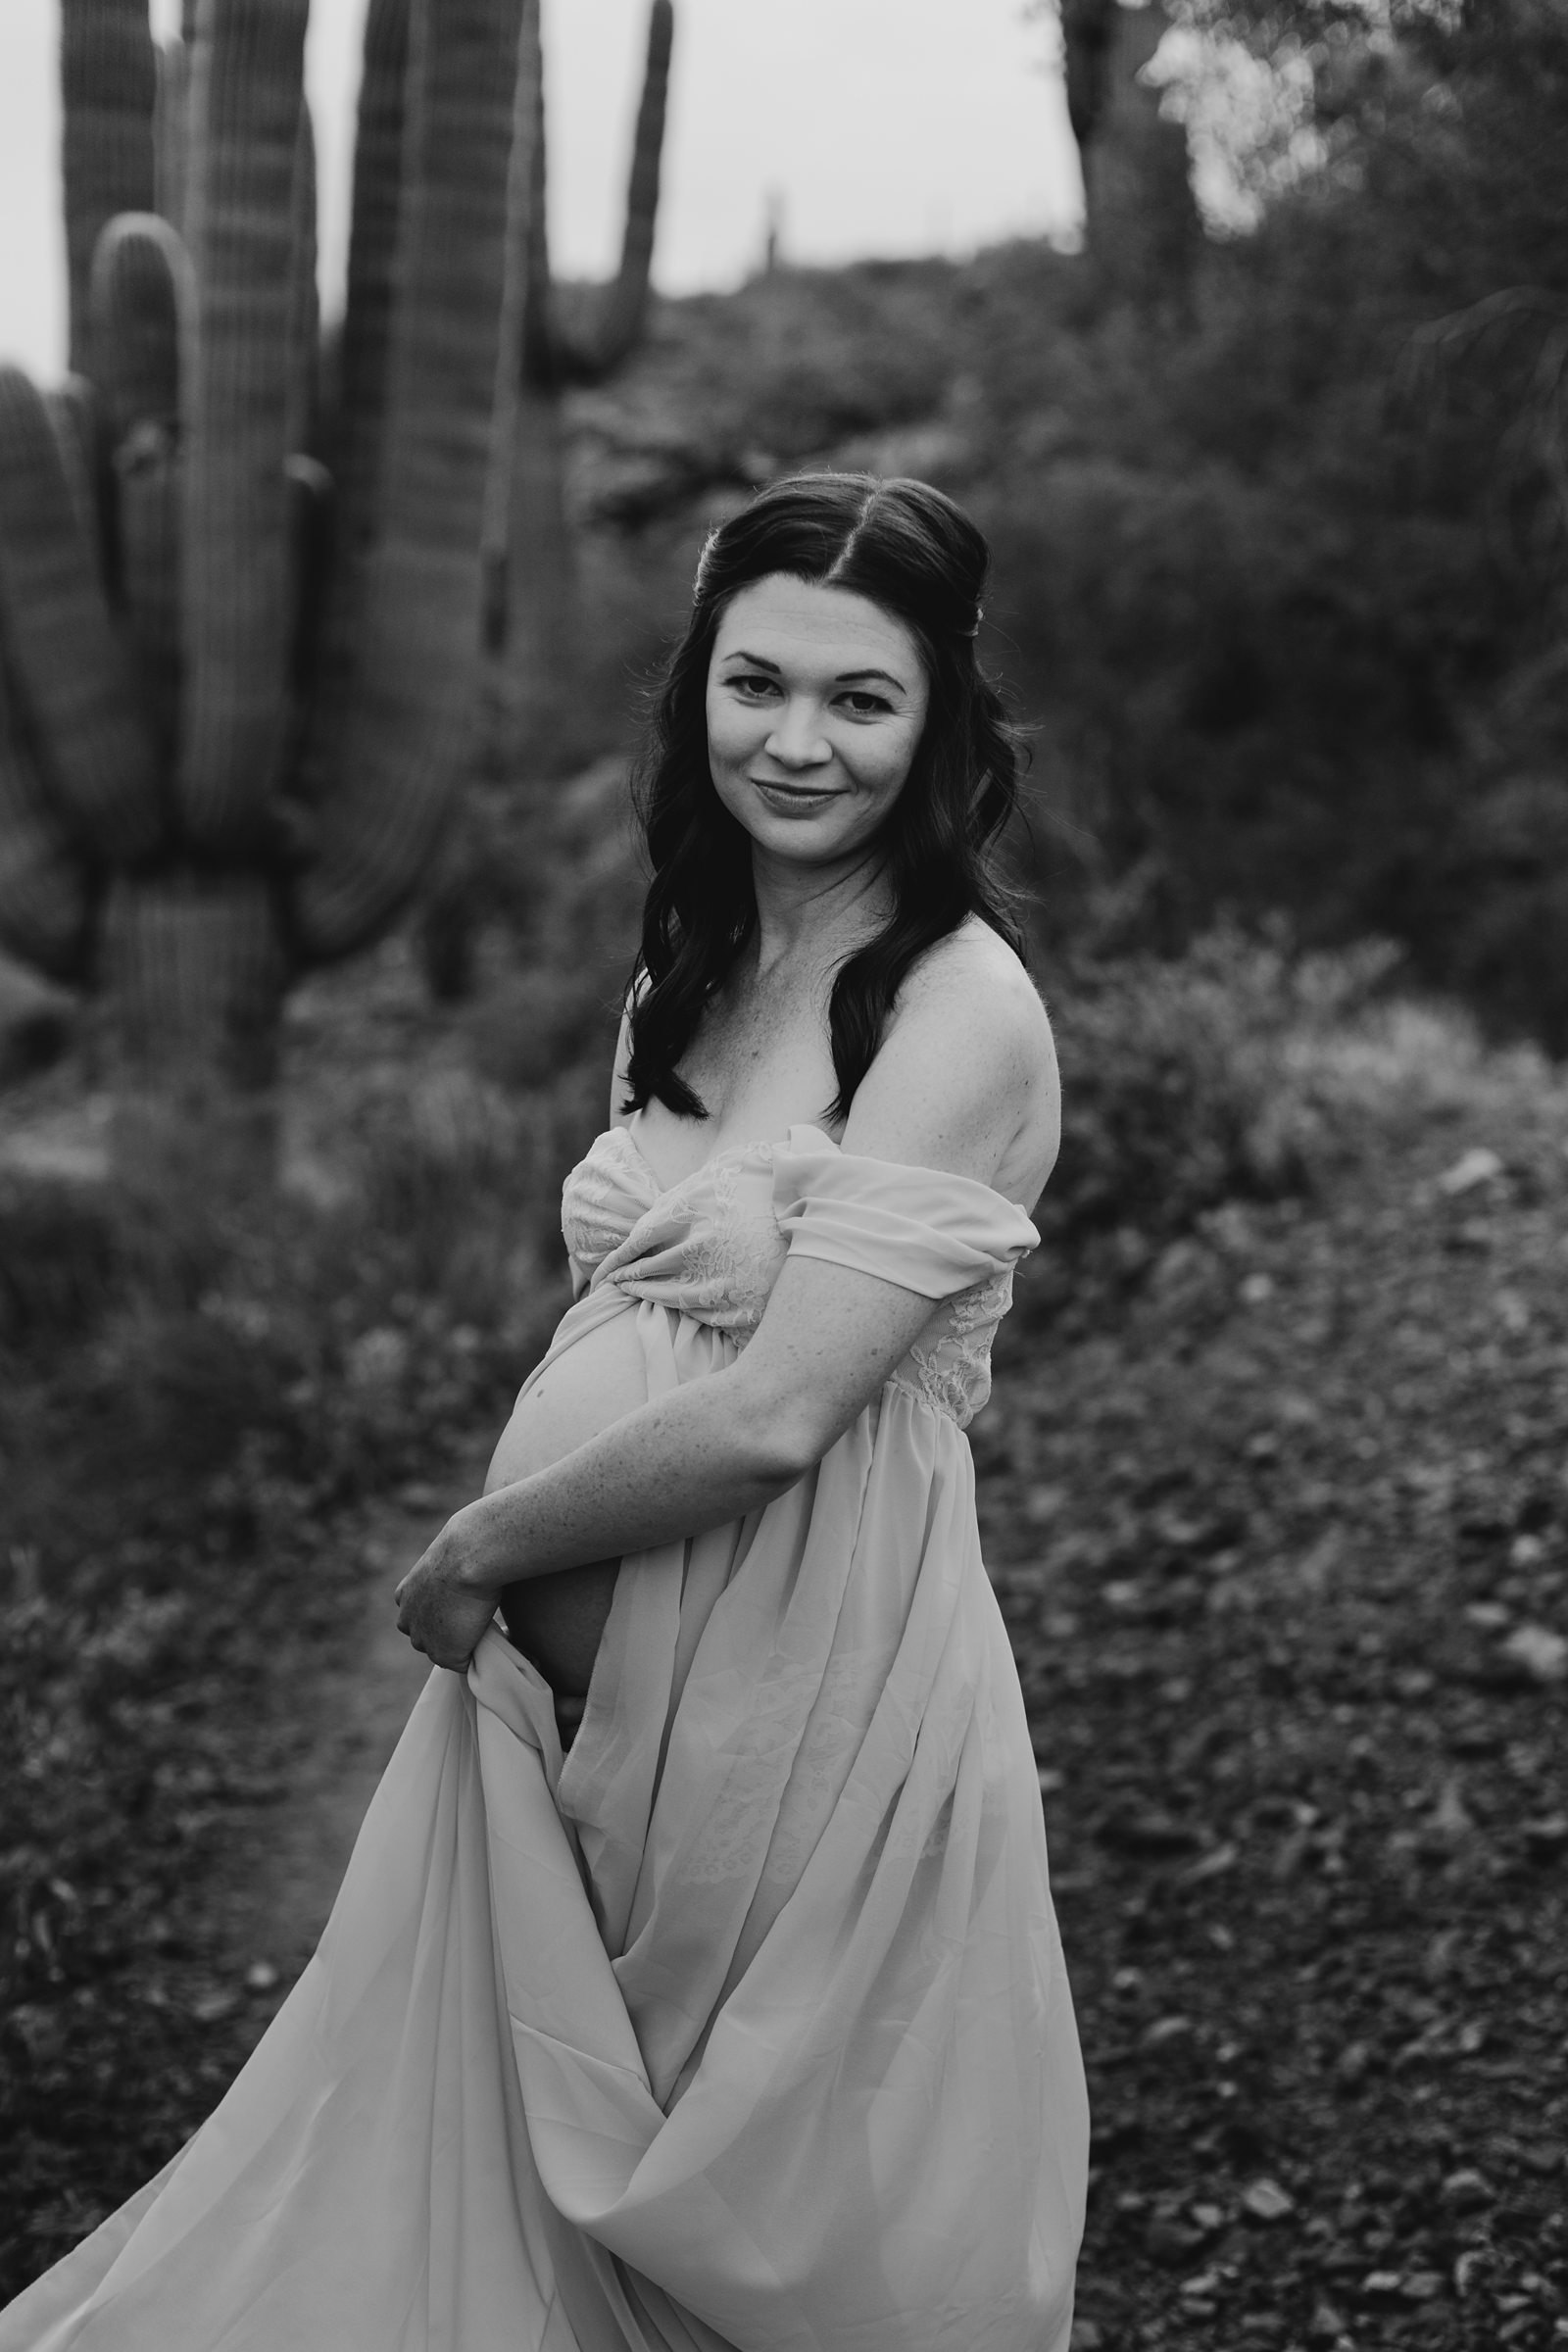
[706,701,759,778]
[856,725,922,802]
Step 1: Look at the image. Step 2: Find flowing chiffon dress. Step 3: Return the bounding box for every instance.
[1,1125,1088,2352]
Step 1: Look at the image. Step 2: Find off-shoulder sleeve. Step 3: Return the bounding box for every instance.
[770,1125,1039,1299]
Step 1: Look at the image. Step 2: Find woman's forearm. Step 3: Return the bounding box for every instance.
[454,1369,809,1592]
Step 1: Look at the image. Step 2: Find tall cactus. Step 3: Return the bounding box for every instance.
[492,0,673,770]
[0,0,526,1166]
[61,0,157,373]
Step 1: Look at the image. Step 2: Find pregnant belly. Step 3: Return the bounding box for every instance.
[485,1306,649,1695]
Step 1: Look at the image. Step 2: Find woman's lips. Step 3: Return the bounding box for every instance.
[751,777,839,809]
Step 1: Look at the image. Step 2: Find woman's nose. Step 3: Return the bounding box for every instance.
[763,697,832,768]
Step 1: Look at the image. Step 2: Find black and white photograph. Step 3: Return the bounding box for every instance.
[0,1,1564,2347]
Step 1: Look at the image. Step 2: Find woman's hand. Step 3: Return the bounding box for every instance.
[394,1501,510,1671]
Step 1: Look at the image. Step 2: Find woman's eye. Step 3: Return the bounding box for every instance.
[841,691,892,717]
[728,672,777,701]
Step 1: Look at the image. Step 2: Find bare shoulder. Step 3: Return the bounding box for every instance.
[893,917,1052,1056]
[844,918,1059,1197]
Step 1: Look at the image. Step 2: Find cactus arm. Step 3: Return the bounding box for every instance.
[557,0,672,383]
[514,0,556,391]
[155,32,191,235]
[90,214,184,447]
[42,375,103,581]
[479,0,542,584]
[285,100,319,465]
[293,0,525,962]
[0,658,94,984]
[0,367,162,867]
[61,0,158,377]
[328,0,412,586]
[89,216,187,765]
[177,0,311,853]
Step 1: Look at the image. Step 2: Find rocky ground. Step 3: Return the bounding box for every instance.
[2,982,1563,2346]
[982,1012,1568,2351]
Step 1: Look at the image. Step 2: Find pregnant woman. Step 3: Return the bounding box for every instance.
[0,474,1088,2352]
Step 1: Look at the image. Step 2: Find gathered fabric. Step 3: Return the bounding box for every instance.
[1,1127,1087,2352]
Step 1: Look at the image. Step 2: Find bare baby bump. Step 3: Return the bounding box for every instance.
[486,1310,649,1694]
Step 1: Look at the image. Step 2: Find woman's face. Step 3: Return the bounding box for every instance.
[705,574,929,872]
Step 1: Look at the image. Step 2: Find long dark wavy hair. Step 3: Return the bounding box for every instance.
[623,471,1025,1125]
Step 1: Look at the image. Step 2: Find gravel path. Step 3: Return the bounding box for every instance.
[982,1019,1568,2352]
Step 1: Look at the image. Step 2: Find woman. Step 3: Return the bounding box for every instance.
[1,475,1087,2352]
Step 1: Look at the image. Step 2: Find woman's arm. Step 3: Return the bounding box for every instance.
[394,1253,940,1664]
[394,960,1054,1666]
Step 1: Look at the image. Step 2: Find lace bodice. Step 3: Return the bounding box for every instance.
[559,1123,1037,1429]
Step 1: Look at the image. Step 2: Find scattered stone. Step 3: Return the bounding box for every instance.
[1427,1776,1473,1841]
[1498,1623,1568,1685]
[1177,1840,1238,1886]
[1436,1146,1505,1196]
[1241,2178,1296,2223]
[1141,2015,1194,2051]
[1335,2041,1372,2088]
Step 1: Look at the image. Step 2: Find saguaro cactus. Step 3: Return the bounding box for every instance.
[493,0,674,770]
[0,0,525,1168]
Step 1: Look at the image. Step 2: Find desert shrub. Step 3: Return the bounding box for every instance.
[0,1181,120,1350]
[0,1077,571,1583]
[1032,922,1397,1266]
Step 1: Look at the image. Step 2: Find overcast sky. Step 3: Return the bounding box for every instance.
[0,0,1081,382]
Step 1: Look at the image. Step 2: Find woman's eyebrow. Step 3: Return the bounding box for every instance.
[717,651,907,693]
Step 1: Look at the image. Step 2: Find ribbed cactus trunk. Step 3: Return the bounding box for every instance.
[494,0,673,777]
[103,872,288,1193]
[0,0,527,1186]
[61,0,158,374]
[295,0,526,954]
